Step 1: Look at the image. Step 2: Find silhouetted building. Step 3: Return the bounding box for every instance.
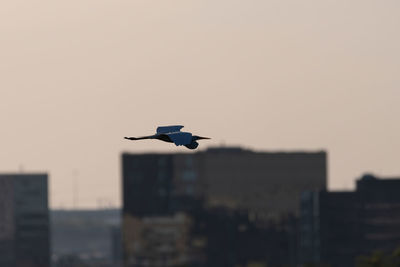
[299,174,400,267]
[0,174,50,267]
[123,148,326,219]
[195,148,327,221]
[122,147,327,266]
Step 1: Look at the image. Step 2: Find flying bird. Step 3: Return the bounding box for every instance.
[124,125,210,149]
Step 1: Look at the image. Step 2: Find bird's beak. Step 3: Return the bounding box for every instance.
[196,136,211,140]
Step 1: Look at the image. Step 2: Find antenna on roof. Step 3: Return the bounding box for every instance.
[72,170,79,209]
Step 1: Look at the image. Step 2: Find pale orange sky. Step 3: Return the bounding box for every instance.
[1,1,399,208]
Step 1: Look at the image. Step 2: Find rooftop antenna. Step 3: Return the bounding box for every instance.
[19,164,24,173]
[72,170,79,209]
[97,198,105,209]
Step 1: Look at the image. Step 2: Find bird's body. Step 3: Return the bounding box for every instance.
[124,125,210,149]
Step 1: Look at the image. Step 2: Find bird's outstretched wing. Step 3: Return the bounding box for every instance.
[156,125,184,134]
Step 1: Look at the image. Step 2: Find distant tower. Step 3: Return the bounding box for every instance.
[0,174,50,267]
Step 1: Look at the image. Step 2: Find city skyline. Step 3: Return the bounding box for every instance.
[1,1,400,208]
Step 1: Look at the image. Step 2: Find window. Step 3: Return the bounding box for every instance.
[182,171,197,181]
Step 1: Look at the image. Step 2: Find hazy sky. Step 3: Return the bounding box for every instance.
[1,1,400,208]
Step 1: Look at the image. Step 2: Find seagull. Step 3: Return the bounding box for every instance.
[124,125,210,149]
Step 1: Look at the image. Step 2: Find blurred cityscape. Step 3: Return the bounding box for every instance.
[1,147,400,267]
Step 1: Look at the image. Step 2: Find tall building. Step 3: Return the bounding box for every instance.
[299,174,400,267]
[194,148,327,220]
[123,147,327,219]
[122,147,327,266]
[0,174,50,267]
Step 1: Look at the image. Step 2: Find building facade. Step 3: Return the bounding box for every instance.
[300,174,400,267]
[122,147,327,266]
[0,174,50,267]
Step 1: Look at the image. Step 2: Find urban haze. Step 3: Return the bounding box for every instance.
[1,1,400,266]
